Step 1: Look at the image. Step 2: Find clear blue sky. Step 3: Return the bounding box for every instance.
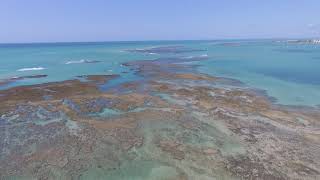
[1,0,320,43]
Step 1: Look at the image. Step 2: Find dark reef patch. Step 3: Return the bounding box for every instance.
[0,74,48,87]
[273,48,315,53]
[127,46,206,54]
[217,42,241,47]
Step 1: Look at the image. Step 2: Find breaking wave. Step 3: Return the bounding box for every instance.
[184,54,209,59]
[17,67,46,72]
[65,59,101,64]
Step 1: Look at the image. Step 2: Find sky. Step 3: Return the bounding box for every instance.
[0,0,320,43]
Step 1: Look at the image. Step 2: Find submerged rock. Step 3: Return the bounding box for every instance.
[1,57,320,180]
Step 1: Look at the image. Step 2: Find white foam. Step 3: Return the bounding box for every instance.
[65,60,86,64]
[200,54,209,57]
[184,54,208,59]
[65,59,100,64]
[184,56,194,59]
[17,67,46,72]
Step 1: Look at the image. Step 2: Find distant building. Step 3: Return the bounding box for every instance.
[285,39,320,45]
[312,39,320,44]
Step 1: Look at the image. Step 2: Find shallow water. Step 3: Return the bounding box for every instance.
[1,41,320,179]
[0,40,319,107]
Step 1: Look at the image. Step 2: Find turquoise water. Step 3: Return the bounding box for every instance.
[0,40,319,107]
[196,40,320,107]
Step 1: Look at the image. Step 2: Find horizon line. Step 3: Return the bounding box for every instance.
[0,37,319,45]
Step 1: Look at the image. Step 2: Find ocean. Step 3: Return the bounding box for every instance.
[1,40,320,179]
[0,40,319,107]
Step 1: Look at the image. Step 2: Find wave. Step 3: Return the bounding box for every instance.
[184,54,209,59]
[65,60,86,64]
[17,67,46,72]
[201,54,209,57]
[65,59,101,64]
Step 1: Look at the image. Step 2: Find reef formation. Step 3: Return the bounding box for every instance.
[1,55,320,180]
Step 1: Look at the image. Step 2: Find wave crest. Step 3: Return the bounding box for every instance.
[65,60,101,64]
[17,67,46,72]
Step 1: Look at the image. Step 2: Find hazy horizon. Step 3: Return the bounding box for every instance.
[1,0,320,43]
[1,37,320,45]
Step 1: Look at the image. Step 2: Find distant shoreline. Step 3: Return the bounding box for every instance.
[1,37,320,45]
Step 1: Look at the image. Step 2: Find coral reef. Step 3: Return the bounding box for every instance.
[1,57,319,179]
